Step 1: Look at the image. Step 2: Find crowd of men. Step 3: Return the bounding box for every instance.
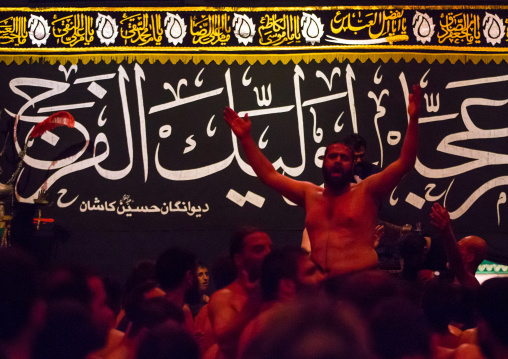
[1,223,507,359]
[2,86,508,359]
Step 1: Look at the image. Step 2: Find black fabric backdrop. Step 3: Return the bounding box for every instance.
[1,57,507,275]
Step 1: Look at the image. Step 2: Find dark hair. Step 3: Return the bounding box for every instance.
[34,300,103,359]
[421,281,466,333]
[399,233,427,259]
[0,248,39,341]
[371,298,431,359]
[342,133,367,152]
[243,299,371,359]
[477,277,508,346]
[137,321,199,359]
[156,247,197,291]
[41,265,96,308]
[323,140,354,159]
[127,294,185,337]
[229,226,263,258]
[260,247,306,302]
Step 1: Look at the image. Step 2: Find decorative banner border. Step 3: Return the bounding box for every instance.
[1,6,508,53]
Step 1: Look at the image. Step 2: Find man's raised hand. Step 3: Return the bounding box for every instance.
[224,107,251,140]
[430,202,451,232]
[408,84,421,120]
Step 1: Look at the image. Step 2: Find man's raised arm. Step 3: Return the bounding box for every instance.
[430,203,480,289]
[224,107,307,207]
[366,85,421,200]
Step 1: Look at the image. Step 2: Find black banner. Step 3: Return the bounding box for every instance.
[0,6,508,51]
[0,4,507,265]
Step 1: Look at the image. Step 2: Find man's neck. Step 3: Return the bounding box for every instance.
[324,182,351,196]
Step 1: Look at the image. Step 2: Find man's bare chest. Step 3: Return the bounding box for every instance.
[305,188,374,228]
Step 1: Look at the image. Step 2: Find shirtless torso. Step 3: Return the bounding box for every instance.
[223,85,420,276]
[305,181,379,275]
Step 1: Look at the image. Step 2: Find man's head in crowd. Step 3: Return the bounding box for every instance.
[260,247,324,302]
[399,232,428,276]
[156,247,200,303]
[477,277,508,359]
[458,235,487,273]
[37,265,115,357]
[136,321,199,359]
[342,133,367,165]
[0,248,44,352]
[230,227,272,281]
[243,299,371,359]
[322,141,355,191]
[197,262,209,293]
[371,297,431,359]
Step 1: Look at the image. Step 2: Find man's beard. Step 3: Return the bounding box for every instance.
[322,165,353,190]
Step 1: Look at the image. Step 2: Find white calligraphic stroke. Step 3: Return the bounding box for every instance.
[58,64,78,82]
[368,89,389,167]
[16,135,110,203]
[94,66,134,180]
[302,92,347,108]
[5,109,90,171]
[424,183,447,202]
[420,68,430,89]
[242,66,252,87]
[74,73,116,84]
[253,84,272,107]
[415,98,508,178]
[315,67,341,92]
[229,67,305,177]
[9,77,70,157]
[447,176,508,220]
[57,188,79,208]
[259,126,269,149]
[134,64,149,182]
[207,115,216,137]
[149,87,224,114]
[399,72,410,125]
[346,65,358,133]
[390,186,399,206]
[310,107,323,143]
[183,135,196,154]
[195,68,205,87]
[497,192,506,226]
[155,148,235,181]
[374,66,383,85]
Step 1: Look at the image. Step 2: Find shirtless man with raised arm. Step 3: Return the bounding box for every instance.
[224,85,421,276]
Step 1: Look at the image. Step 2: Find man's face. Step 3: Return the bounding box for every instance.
[240,231,272,281]
[197,266,209,292]
[353,146,366,165]
[87,276,115,343]
[322,143,354,190]
[296,256,325,291]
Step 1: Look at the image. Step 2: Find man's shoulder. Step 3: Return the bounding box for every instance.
[209,281,240,305]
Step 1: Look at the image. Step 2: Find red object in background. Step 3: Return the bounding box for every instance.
[33,218,54,224]
[30,111,75,138]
